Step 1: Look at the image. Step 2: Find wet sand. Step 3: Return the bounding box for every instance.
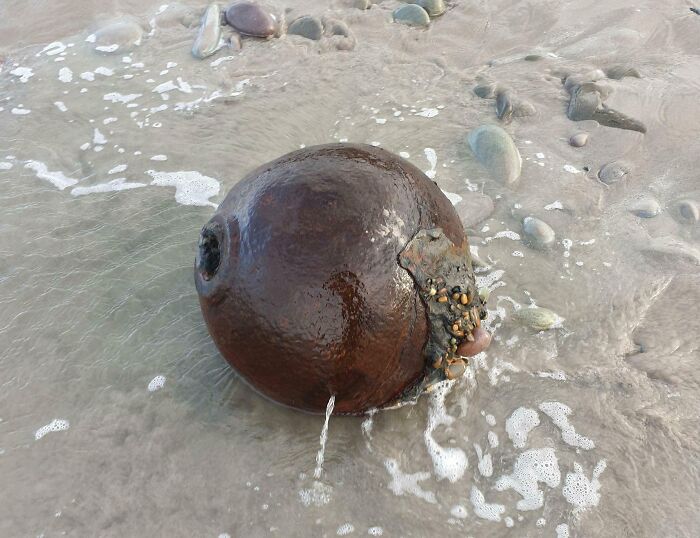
[1,1,699,536]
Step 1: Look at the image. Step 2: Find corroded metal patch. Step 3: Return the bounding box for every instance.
[394,228,487,403]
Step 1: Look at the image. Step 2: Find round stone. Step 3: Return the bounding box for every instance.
[598,160,632,184]
[455,193,495,229]
[569,133,589,147]
[522,217,555,249]
[467,124,522,185]
[224,2,277,37]
[629,197,661,218]
[410,0,446,17]
[675,199,699,223]
[288,15,323,40]
[195,144,488,414]
[393,4,430,27]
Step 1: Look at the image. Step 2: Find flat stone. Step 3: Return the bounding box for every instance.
[192,4,222,59]
[567,83,602,121]
[288,15,323,40]
[92,19,143,54]
[628,197,661,218]
[598,160,632,184]
[393,4,430,27]
[224,2,277,37]
[467,124,522,185]
[522,217,555,248]
[569,133,589,147]
[409,0,446,17]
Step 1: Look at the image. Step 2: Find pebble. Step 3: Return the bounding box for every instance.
[628,197,661,218]
[192,4,222,59]
[522,217,555,248]
[455,192,495,229]
[569,133,589,147]
[353,0,372,9]
[288,16,323,40]
[563,70,606,94]
[154,3,198,28]
[598,160,632,184]
[467,124,522,185]
[324,19,351,38]
[446,360,467,379]
[496,90,514,122]
[512,307,562,331]
[393,4,430,27]
[524,54,544,61]
[457,327,491,357]
[224,2,277,37]
[91,18,143,54]
[474,82,500,99]
[605,65,641,80]
[675,199,699,223]
[409,0,446,17]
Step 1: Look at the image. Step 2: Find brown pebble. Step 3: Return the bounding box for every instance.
[460,293,469,305]
[457,327,492,356]
[452,292,461,300]
[438,287,447,295]
[445,359,466,379]
[432,355,443,369]
[224,2,277,38]
[452,323,460,332]
[437,296,448,303]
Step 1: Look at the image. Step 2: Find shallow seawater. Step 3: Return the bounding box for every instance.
[1,1,699,536]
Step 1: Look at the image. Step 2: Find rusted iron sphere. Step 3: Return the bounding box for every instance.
[195,144,489,414]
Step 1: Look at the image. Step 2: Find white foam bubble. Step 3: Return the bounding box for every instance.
[415,107,439,118]
[537,371,566,381]
[103,92,142,104]
[0,162,13,170]
[424,147,437,179]
[336,523,354,535]
[556,523,570,537]
[399,151,410,159]
[92,128,107,145]
[384,459,436,503]
[71,178,146,197]
[96,44,119,53]
[474,443,493,477]
[147,375,166,391]
[488,431,499,448]
[108,164,128,175]
[299,480,332,507]
[470,486,505,522]
[505,407,540,449]
[39,41,67,56]
[450,505,468,519]
[539,402,594,450]
[10,67,33,82]
[150,154,168,161]
[424,381,468,483]
[536,517,546,527]
[146,170,220,207]
[54,101,68,112]
[58,67,73,83]
[35,419,70,440]
[95,66,114,76]
[495,447,561,511]
[563,164,580,174]
[504,516,514,527]
[11,107,31,115]
[80,71,95,81]
[103,117,118,125]
[562,460,606,513]
[153,77,192,95]
[24,161,78,190]
[367,527,383,536]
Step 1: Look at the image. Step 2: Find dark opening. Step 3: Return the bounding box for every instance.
[198,224,221,281]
